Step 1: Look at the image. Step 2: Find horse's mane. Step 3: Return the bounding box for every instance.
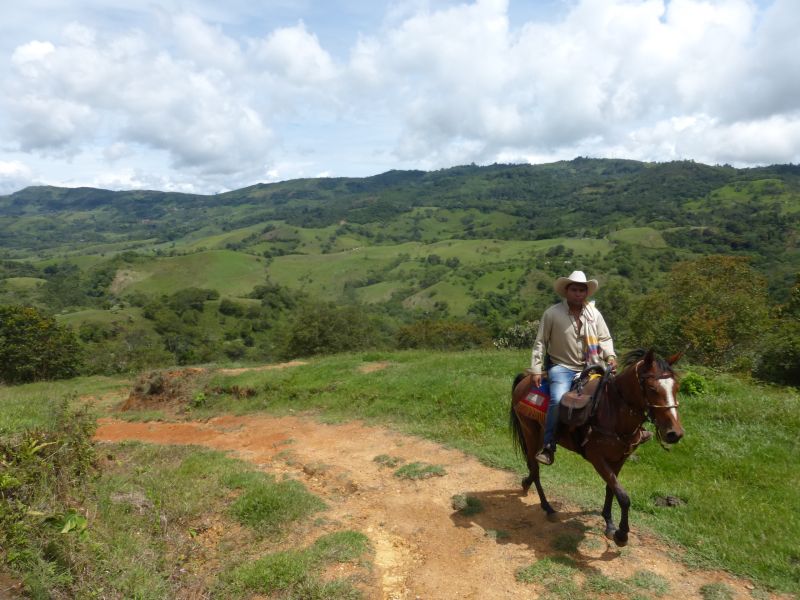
[622,348,674,373]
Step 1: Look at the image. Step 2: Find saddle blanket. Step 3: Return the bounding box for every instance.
[518,379,550,423]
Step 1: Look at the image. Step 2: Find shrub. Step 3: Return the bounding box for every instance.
[493,320,539,349]
[281,301,386,358]
[0,305,82,384]
[680,372,708,396]
[0,398,96,592]
[397,319,489,350]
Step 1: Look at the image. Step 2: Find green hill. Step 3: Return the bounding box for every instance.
[1,158,798,370]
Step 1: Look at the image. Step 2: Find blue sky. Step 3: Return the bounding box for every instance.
[0,0,797,194]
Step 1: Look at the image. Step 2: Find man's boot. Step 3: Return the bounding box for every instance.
[634,428,653,448]
[535,443,556,465]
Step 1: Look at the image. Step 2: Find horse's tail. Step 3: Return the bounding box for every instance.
[510,373,528,457]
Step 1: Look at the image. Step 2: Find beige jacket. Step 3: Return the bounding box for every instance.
[529,300,616,374]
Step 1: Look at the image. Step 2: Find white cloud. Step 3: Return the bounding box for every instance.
[254,21,337,86]
[0,160,35,195]
[4,22,273,178]
[0,0,798,195]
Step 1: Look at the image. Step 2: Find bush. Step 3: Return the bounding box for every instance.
[397,319,489,350]
[493,320,539,349]
[282,301,385,358]
[753,321,800,385]
[680,372,708,396]
[0,398,96,593]
[0,305,82,384]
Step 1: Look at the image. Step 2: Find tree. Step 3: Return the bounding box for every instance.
[754,274,800,385]
[281,301,383,358]
[0,305,82,384]
[630,256,770,369]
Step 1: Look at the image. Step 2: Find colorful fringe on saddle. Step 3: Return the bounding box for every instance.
[517,379,550,424]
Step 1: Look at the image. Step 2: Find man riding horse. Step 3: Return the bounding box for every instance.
[528,270,651,465]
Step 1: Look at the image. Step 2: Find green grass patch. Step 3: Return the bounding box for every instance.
[608,226,668,248]
[627,569,670,596]
[699,582,735,600]
[226,474,326,532]
[516,556,584,598]
[551,532,583,554]
[120,249,265,297]
[219,530,370,598]
[373,454,404,468]
[0,376,129,433]
[393,462,446,480]
[451,493,484,516]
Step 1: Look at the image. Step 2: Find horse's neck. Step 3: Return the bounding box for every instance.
[599,366,646,433]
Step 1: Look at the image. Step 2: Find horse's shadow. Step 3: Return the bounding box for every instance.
[449,487,626,568]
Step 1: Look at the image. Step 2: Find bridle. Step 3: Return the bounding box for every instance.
[635,361,679,414]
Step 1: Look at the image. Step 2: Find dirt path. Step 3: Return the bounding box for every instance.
[94,413,770,600]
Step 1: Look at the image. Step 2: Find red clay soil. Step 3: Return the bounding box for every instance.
[94,411,781,600]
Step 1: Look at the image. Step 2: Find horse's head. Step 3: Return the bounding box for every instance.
[626,349,685,445]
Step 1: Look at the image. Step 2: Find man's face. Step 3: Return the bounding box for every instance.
[565,283,589,305]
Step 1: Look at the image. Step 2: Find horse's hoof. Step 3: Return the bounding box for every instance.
[613,530,628,547]
[545,510,558,522]
[604,527,617,540]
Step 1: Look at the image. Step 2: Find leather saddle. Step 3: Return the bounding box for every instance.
[559,365,609,428]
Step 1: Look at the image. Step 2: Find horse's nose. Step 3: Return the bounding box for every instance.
[665,430,683,444]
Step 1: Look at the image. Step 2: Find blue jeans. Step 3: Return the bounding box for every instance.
[543,364,580,447]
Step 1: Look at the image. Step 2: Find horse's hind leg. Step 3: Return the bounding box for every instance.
[518,418,555,516]
[526,460,555,516]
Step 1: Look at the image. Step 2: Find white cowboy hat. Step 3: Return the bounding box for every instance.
[554,270,599,298]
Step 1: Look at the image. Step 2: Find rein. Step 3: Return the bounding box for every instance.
[592,361,677,452]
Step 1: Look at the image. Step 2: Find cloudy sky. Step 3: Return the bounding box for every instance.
[0,0,798,195]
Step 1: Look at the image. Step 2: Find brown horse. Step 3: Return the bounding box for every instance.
[510,349,685,546]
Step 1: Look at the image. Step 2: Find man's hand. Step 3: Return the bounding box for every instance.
[607,357,618,373]
[525,368,542,388]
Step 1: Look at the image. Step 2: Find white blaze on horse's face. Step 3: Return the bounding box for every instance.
[657,378,678,421]
[649,373,684,444]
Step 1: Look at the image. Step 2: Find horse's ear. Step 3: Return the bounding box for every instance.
[666,350,684,365]
[643,349,655,369]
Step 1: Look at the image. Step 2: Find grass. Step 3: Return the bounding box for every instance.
[227,475,326,532]
[120,249,265,297]
[218,530,370,598]
[393,462,446,480]
[178,349,799,594]
[373,454,404,467]
[3,349,798,595]
[699,582,734,600]
[0,376,129,433]
[451,493,484,516]
[515,556,584,599]
[0,380,348,598]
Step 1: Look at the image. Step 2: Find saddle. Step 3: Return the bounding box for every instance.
[559,365,608,428]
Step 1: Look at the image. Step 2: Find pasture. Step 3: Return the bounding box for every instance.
[1,350,797,597]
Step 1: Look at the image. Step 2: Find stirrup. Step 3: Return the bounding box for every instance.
[535,444,555,466]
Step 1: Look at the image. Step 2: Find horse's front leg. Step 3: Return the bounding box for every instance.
[602,485,616,539]
[590,459,630,547]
